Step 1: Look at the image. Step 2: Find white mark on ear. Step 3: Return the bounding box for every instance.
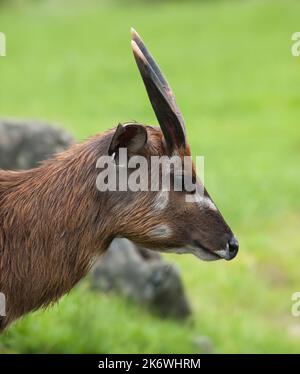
[153,190,169,211]
[195,195,217,211]
[148,225,172,239]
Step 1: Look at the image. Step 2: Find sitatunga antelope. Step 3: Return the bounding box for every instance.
[0,29,238,331]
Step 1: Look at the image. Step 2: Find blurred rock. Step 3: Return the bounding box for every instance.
[91,238,192,319]
[0,118,74,170]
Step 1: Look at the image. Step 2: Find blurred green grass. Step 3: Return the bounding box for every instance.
[0,0,300,353]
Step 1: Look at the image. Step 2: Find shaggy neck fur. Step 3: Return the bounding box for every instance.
[0,131,117,330]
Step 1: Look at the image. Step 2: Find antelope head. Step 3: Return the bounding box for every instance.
[103,29,239,262]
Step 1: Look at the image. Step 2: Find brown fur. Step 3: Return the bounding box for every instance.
[0,126,166,330]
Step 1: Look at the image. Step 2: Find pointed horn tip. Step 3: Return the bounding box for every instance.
[130,27,141,41]
[130,27,136,34]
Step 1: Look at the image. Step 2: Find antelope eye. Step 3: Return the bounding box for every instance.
[173,173,196,194]
[184,175,197,194]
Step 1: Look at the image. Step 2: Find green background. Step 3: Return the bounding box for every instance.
[0,0,300,353]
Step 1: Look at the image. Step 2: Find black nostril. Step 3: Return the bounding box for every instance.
[228,236,239,257]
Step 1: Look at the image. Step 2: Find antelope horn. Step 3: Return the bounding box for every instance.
[131,28,186,153]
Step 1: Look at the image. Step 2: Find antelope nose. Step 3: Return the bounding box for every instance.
[215,236,239,260]
[228,236,239,260]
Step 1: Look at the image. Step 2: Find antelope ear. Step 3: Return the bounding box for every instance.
[108,123,148,156]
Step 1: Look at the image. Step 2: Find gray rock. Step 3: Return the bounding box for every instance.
[91,238,192,319]
[0,118,74,170]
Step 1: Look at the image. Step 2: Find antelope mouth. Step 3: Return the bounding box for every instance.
[191,240,238,261]
[156,243,220,261]
[152,241,235,262]
[189,240,223,262]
